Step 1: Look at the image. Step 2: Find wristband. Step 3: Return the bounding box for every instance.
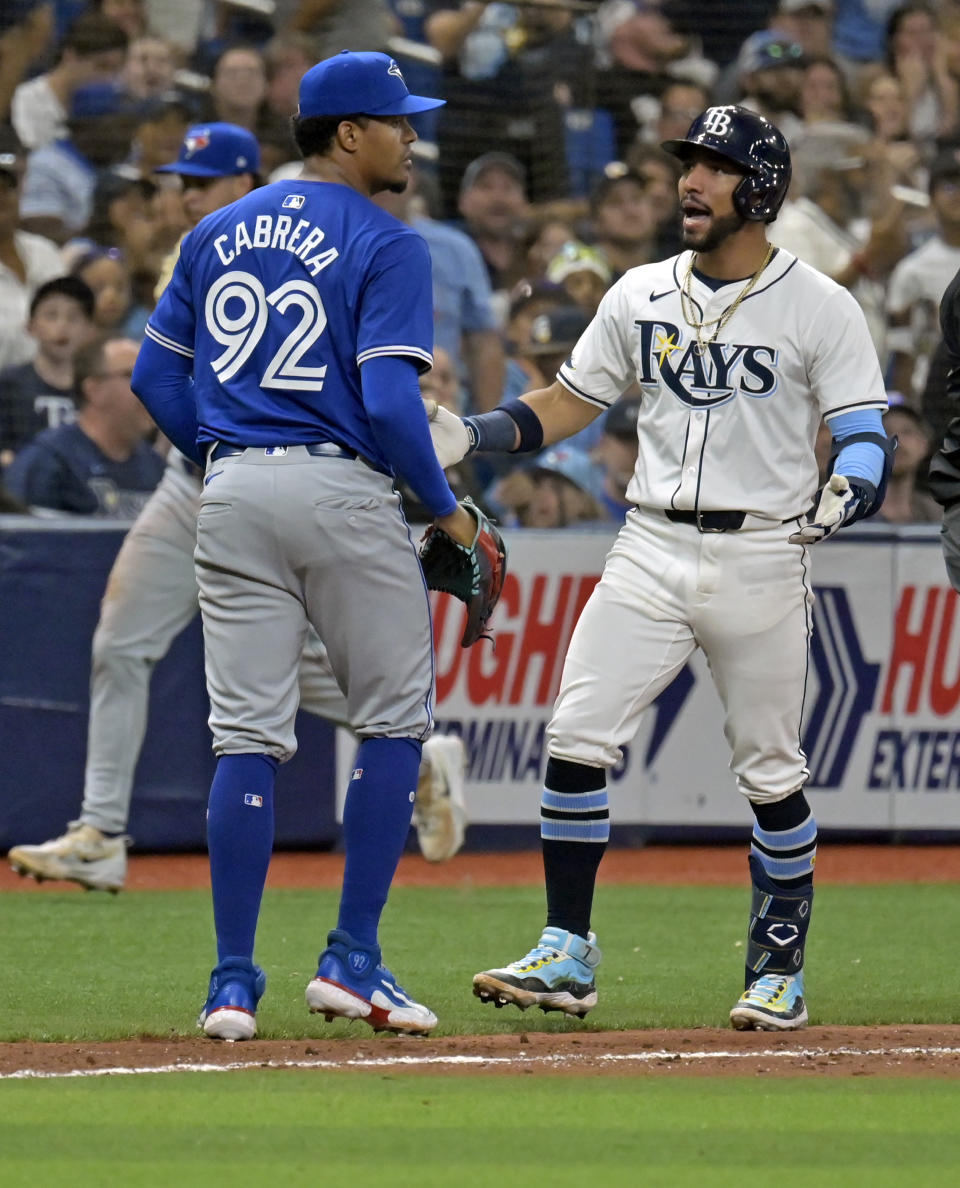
[500,398,545,453]
[462,409,518,455]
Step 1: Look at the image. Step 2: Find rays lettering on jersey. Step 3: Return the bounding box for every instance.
[635,319,779,407]
[213,215,339,278]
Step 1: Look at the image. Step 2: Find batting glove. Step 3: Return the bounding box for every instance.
[424,399,471,469]
[789,474,869,545]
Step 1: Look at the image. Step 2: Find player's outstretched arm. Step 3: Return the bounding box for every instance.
[425,380,603,468]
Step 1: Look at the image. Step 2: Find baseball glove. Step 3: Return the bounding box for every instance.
[419,498,508,647]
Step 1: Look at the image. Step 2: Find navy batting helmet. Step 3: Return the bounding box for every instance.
[661,105,791,223]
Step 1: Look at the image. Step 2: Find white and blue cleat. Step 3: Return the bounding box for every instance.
[198,957,267,1041]
[473,926,601,1017]
[306,929,437,1036]
[730,971,808,1031]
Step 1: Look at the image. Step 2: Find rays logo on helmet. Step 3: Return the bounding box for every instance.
[702,107,733,137]
[387,58,404,82]
[184,130,211,157]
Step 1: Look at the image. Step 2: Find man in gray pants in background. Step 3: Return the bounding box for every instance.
[7,123,466,892]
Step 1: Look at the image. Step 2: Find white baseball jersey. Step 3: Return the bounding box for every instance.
[557,248,887,522]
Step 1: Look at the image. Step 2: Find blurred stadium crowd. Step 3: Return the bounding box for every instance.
[0,0,956,527]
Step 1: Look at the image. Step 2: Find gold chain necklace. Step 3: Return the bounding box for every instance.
[679,245,775,356]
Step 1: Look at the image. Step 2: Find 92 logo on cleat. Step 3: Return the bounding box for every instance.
[349,951,372,975]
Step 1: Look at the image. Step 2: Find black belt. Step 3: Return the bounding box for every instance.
[664,508,746,532]
[209,441,359,464]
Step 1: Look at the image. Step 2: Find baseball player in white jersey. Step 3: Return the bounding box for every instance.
[7,122,466,895]
[427,105,895,1031]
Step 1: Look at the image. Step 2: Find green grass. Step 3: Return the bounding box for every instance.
[2,1075,960,1187]
[3,882,960,1188]
[1,883,958,1040]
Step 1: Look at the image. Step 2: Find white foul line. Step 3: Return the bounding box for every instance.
[3,1045,960,1080]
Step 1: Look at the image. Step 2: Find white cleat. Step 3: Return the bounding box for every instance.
[8,822,128,892]
[414,735,467,862]
[306,930,438,1036]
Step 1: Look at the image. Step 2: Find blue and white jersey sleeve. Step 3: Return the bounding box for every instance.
[144,232,197,359]
[357,232,434,373]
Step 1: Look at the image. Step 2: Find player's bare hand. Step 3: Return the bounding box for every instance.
[424,399,471,468]
[434,502,477,548]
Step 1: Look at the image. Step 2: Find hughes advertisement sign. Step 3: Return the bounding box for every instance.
[338,526,960,833]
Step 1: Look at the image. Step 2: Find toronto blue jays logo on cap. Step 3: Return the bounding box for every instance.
[154,122,261,179]
[183,130,210,157]
[297,49,445,119]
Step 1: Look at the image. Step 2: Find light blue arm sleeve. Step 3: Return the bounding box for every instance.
[827,408,886,486]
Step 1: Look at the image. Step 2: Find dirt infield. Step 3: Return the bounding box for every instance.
[4,1027,960,1080]
[5,843,960,894]
[3,845,960,1079]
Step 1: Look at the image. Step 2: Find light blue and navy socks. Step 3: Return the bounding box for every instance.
[750,790,818,887]
[540,756,609,939]
[745,789,817,988]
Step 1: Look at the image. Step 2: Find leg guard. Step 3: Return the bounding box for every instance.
[744,854,813,990]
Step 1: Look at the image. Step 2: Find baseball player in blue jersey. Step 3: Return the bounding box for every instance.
[426,106,896,1031]
[131,52,476,1040]
[7,122,467,896]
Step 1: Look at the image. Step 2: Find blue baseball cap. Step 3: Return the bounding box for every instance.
[529,446,606,502]
[155,123,261,178]
[737,31,805,76]
[297,50,445,118]
[69,82,125,121]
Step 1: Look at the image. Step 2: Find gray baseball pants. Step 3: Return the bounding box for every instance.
[79,457,357,834]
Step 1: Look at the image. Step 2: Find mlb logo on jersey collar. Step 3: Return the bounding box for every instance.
[283,194,305,209]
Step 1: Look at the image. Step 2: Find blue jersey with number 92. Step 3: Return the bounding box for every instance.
[145,179,435,472]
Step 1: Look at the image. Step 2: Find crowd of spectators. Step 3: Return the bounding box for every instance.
[1,0,959,527]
